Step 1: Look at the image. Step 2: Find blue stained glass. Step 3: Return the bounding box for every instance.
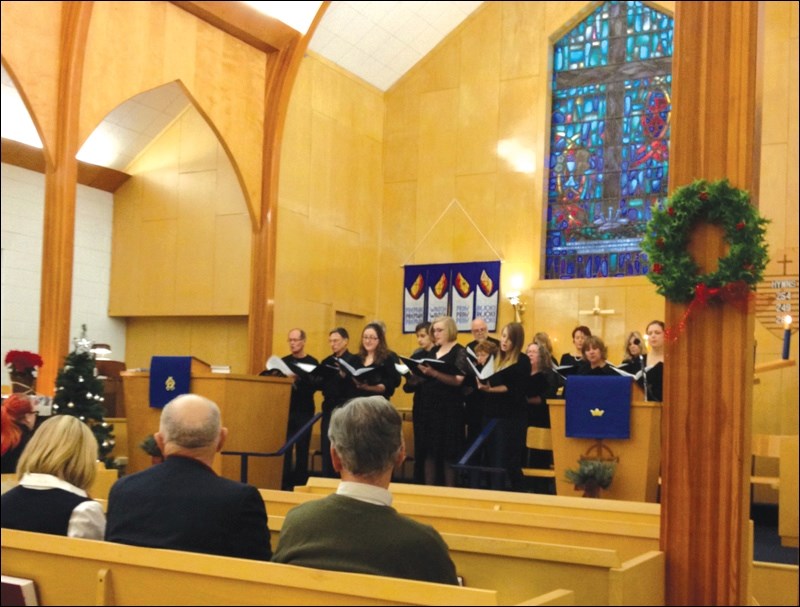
[545,1,673,280]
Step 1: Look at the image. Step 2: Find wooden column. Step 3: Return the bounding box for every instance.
[247,2,330,374]
[661,3,762,605]
[37,2,93,395]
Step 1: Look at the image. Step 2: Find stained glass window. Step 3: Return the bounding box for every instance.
[545,1,674,279]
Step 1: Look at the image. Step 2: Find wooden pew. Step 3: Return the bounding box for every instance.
[1,461,118,500]
[296,477,661,526]
[262,489,660,561]
[1,529,507,606]
[267,516,663,606]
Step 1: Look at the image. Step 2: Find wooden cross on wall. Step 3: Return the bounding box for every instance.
[578,295,617,332]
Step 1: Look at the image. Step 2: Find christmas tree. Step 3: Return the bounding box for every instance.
[52,325,115,465]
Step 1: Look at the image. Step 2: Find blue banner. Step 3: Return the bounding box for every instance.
[403,266,428,333]
[467,261,500,332]
[149,356,192,409]
[403,261,501,332]
[565,376,632,439]
[425,264,451,323]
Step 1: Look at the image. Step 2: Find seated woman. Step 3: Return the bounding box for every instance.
[1,415,105,539]
[643,320,665,401]
[1,394,38,474]
[618,331,647,375]
[559,325,591,372]
[579,336,619,376]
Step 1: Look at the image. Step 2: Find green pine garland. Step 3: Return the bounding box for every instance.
[642,179,769,304]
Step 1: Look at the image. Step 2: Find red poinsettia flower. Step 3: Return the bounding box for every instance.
[652,263,664,274]
[5,350,44,374]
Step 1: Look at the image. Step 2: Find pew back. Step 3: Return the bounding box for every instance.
[268,516,664,606]
[262,489,660,561]
[297,477,661,525]
[1,529,499,606]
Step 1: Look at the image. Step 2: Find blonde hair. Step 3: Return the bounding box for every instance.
[17,415,98,490]
[432,316,458,342]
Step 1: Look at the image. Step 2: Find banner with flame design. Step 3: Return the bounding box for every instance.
[403,261,500,333]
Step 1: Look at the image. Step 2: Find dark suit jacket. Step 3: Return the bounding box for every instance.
[105,456,271,560]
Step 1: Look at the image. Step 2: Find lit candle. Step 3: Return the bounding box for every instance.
[782,315,792,360]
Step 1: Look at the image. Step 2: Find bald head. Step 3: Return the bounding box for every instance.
[471,318,489,341]
[158,394,226,460]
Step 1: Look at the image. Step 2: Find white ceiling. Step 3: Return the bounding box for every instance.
[1,1,483,172]
[309,1,483,91]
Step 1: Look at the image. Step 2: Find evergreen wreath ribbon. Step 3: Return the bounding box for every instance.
[642,179,769,339]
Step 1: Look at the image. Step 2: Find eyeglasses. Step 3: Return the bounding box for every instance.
[363,335,379,341]
[288,338,304,342]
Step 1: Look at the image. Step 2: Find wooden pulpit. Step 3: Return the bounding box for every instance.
[549,384,662,502]
[121,358,292,489]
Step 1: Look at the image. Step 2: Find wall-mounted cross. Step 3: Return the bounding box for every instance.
[578,295,617,331]
[776,253,793,276]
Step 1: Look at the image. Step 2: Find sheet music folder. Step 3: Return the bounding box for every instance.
[565,375,632,439]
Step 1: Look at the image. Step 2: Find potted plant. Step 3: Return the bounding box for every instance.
[139,434,163,465]
[565,458,616,498]
[5,350,43,394]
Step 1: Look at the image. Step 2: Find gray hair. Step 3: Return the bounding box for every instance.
[328,396,402,477]
[160,394,220,449]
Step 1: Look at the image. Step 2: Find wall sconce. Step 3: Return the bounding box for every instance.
[506,291,526,323]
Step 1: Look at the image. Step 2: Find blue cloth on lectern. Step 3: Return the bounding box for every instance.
[565,376,632,439]
[149,356,192,409]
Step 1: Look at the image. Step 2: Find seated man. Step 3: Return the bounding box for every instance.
[272,395,458,584]
[106,394,271,560]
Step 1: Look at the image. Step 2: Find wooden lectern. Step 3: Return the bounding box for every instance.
[121,358,292,489]
[549,389,662,502]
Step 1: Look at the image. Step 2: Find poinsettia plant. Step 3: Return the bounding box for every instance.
[5,350,44,375]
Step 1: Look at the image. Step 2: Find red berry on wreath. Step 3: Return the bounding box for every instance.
[736,221,745,230]
[656,237,665,248]
[667,207,675,216]
[652,263,663,274]
[699,191,709,201]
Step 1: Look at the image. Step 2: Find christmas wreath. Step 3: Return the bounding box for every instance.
[643,179,769,305]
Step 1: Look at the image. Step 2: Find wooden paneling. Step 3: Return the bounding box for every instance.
[124,316,249,374]
[80,1,268,227]
[109,105,251,316]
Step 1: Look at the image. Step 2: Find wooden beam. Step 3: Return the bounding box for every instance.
[38,1,95,395]
[170,1,298,54]
[246,2,330,374]
[2,138,130,193]
[661,3,762,605]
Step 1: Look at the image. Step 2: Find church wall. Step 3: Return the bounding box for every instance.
[752,1,799,440]
[0,163,126,386]
[1,1,795,434]
[269,54,385,364]
[380,1,675,365]
[111,103,252,372]
[380,0,796,432]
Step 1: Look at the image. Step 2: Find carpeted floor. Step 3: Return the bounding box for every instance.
[752,503,799,565]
